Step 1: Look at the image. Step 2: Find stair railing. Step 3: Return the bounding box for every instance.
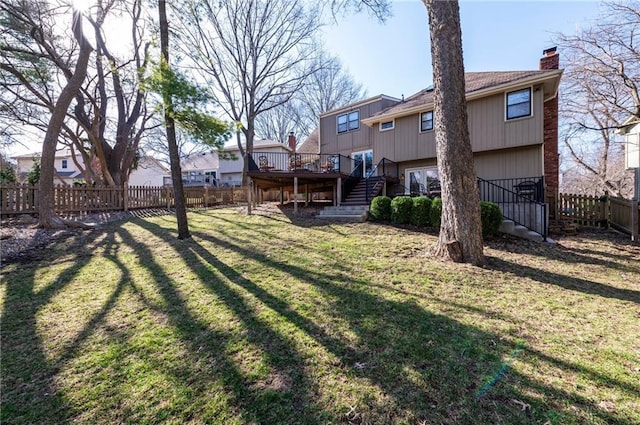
[477,177,548,240]
[364,158,399,203]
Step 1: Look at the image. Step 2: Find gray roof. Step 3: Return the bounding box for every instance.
[365,70,561,123]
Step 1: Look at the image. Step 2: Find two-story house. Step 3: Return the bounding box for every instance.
[13,150,84,185]
[319,48,561,201]
[247,48,561,237]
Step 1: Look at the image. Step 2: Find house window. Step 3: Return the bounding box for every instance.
[506,88,532,120]
[380,120,394,131]
[337,110,359,133]
[61,159,68,169]
[420,111,434,132]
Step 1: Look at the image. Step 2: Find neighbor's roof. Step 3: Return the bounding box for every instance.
[296,128,319,154]
[362,69,562,126]
[56,171,82,178]
[181,152,219,171]
[616,116,640,135]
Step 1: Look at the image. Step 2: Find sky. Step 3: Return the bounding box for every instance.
[5,0,606,157]
[322,0,603,98]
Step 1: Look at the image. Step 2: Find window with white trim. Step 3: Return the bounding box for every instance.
[61,159,68,169]
[420,111,433,132]
[380,120,394,131]
[337,110,359,133]
[506,88,532,120]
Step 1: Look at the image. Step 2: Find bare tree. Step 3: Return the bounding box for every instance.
[172,0,322,185]
[557,0,639,197]
[255,52,366,142]
[1,1,94,227]
[422,0,484,265]
[0,0,155,189]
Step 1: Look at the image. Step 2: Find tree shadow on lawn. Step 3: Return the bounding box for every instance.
[485,234,640,276]
[486,255,640,305]
[1,227,119,424]
[2,217,635,424]
[134,219,633,424]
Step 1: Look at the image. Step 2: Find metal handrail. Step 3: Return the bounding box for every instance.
[364,158,399,202]
[477,176,548,240]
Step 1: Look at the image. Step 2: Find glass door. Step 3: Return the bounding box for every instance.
[352,150,373,177]
[405,167,440,196]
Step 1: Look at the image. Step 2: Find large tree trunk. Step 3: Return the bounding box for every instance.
[424,0,485,266]
[39,11,93,228]
[159,0,190,239]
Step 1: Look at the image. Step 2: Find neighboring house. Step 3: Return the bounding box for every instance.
[13,150,84,185]
[297,128,320,155]
[13,150,167,186]
[129,157,169,187]
[221,139,293,186]
[618,117,640,171]
[166,139,292,188]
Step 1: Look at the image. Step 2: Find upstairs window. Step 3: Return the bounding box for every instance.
[380,120,394,131]
[337,110,359,133]
[61,159,68,169]
[506,88,532,120]
[420,111,434,132]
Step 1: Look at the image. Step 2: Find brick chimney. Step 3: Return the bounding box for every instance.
[540,47,559,218]
[288,131,296,153]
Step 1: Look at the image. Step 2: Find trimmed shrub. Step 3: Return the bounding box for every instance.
[391,196,413,224]
[370,196,391,221]
[480,201,503,236]
[430,197,442,229]
[411,196,432,226]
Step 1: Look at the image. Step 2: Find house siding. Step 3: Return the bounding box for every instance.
[396,145,540,182]
[462,86,544,152]
[320,98,399,158]
[474,145,543,180]
[371,85,544,165]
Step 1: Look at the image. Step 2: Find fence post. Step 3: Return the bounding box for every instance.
[123,181,129,212]
[247,181,252,215]
[632,198,639,242]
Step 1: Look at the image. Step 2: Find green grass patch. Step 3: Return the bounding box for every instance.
[1,207,639,424]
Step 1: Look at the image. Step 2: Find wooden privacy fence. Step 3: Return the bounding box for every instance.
[1,184,248,217]
[559,193,640,236]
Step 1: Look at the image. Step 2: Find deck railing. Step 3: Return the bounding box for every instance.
[247,151,350,174]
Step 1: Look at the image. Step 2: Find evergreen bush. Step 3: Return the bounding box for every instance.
[391,196,413,224]
[430,197,442,229]
[480,201,503,236]
[370,196,391,221]
[411,196,432,226]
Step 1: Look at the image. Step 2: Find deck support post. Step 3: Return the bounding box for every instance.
[305,184,309,207]
[337,177,342,207]
[280,186,284,205]
[294,177,299,215]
